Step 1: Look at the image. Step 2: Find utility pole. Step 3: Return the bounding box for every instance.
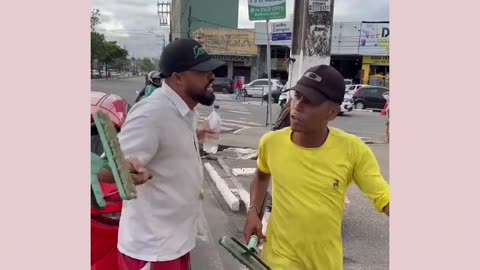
[157,1,171,26]
[157,1,171,42]
[187,5,192,38]
[289,0,335,88]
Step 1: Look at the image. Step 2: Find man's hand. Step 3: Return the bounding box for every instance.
[383,203,390,216]
[196,126,216,143]
[243,208,265,243]
[126,157,152,185]
[97,157,152,185]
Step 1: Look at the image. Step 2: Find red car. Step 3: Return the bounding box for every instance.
[91,91,129,270]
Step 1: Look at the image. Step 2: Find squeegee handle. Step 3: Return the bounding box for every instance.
[247,234,259,251]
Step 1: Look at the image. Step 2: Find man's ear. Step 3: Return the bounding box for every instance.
[327,102,341,121]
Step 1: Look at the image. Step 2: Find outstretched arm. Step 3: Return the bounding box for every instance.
[353,144,390,216]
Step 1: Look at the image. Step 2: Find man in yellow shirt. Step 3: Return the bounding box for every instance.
[244,65,390,270]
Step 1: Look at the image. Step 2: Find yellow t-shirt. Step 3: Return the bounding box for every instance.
[257,127,390,270]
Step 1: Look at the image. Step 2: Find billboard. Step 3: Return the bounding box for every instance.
[193,28,257,56]
[358,22,390,55]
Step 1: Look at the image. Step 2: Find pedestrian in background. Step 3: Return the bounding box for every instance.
[234,78,243,101]
[381,92,390,143]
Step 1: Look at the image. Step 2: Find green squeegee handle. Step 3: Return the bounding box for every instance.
[247,235,258,252]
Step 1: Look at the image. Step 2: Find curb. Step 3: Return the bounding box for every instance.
[353,109,374,112]
[217,158,251,208]
[204,162,240,211]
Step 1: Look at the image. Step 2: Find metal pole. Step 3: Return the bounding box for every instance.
[266,19,273,129]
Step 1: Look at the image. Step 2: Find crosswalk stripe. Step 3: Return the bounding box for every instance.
[227,110,251,115]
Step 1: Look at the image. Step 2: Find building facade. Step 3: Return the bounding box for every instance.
[171,0,239,41]
[254,20,390,85]
[193,27,257,82]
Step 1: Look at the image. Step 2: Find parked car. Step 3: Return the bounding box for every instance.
[340,93,354,115]
[346,84,369,95]
[91,90,129,270]
[212,77,234,94]
[279,87,289,109]
[242,79,283,98]
[344,78,353,88]
[262,88,283,103]
[352,86,389,110]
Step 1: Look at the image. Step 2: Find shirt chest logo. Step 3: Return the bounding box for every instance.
[333,179,340,190]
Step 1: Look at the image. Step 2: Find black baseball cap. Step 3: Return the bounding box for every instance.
[159,39,225,78]
[287,65,346,105]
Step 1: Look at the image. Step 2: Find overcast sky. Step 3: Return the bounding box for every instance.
[92,0,389,59]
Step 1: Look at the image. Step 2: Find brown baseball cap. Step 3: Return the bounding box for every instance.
[287,65,346,105]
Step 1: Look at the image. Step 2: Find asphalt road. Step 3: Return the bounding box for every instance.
[91,77,387,140]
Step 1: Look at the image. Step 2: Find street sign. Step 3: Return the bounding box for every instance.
[308,0,331,13]
[271,32,291,41]
[248,0,286,128]
[271,22,291,41]
[248,0,286,21]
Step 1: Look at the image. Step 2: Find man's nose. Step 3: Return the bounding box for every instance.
[207,71,215,79]
[293,97,305,112]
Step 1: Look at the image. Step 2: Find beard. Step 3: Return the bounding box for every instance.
[188,79,216,106]
[192,91,216,106]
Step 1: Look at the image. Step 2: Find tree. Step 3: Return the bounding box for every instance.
[152,58,160,70]
[112,58,130,72]
[90,9,129,78]
[91,9,100,32]
[139,58,156,73]
[99,41,129,77]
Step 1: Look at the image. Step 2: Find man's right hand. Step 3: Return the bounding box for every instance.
[243,209,265,243]
[126,157,152,185]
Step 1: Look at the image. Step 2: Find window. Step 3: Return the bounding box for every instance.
[254,80,269,86]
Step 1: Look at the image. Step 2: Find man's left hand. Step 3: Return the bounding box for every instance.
[196,126,216,143]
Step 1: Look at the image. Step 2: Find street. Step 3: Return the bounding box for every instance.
[91,77,389,270]
[91,77,388,141]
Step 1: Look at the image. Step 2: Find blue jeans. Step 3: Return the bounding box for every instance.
[235,89,242,100]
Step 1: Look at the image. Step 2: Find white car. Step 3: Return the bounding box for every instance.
[344,79,353,89]
[243,79,283,98]
[340,93,354,115]
[346,84,369,95]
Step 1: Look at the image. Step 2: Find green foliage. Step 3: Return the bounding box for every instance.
[139,58,156,73]
[91,9,130,76]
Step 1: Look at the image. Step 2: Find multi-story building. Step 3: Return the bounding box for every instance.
[171,0,240,40]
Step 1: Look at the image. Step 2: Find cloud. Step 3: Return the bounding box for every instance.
[92,0,388,58]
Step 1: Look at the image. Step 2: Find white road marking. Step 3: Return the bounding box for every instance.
[227,110,251,115]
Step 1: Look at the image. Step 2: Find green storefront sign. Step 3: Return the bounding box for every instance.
[248,0,286,21]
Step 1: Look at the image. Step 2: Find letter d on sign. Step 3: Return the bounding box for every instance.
[382,27,390,38]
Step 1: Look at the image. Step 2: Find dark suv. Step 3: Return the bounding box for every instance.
[212,77,234,94]
[352,86,389,110]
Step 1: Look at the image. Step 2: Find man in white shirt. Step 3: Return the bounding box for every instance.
[115,38,225,270]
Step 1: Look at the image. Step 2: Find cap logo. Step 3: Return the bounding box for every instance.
[193,45,206,59]
[304,71,322,82]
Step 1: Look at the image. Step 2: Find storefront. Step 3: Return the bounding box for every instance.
[361,55,390,85]
[193,27,258,82]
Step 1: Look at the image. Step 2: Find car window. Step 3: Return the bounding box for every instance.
[360,88,376,96]
[254,80,269,86]
[370,88,385,97]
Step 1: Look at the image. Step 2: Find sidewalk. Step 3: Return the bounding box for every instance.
[219,126,387,150]
[219,127,269,150]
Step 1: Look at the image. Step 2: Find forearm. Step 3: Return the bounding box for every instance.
[249,170,271,214]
